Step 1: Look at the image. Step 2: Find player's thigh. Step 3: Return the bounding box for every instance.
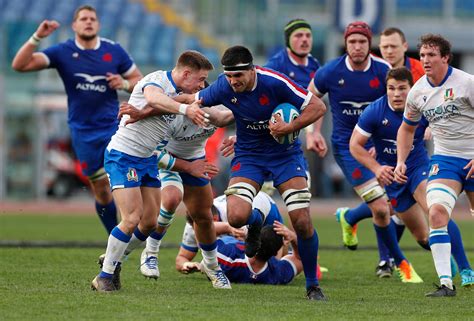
[183,184,213,217]
[333,146,375,187]
[412,179,428,213]
[465,191,474,213]
[354,178,387,213]
[112,187,143,232]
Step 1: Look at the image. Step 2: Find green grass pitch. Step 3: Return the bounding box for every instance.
[0,213,473,320]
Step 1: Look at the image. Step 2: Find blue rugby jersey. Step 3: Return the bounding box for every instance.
[265,49,320,88]
[313,54,390,148]
[42,38,135,132]
[355,95,429,169]
[198,66,311,157]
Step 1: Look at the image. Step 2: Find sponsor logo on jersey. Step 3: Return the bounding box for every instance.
[231,97,238,104]
[423,95,427,102]
[338,78,344,86]
[422,103,461,121]
[289,72,295,79]
[444,88,454,101]
[382,118,389,126]
[246,120,270,131]
[429,164,439,176]
[127,168,138,182]
[369,77,380,89]
[72,52,79,58]
[340,101,371,116]
[74,73,107,92]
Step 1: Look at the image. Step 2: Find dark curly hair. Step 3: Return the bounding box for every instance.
[255,225,283,262]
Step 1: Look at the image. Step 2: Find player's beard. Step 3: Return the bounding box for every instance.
[349,52,370,66]
[78,33,97,42]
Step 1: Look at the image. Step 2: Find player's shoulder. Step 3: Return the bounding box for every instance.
[362,96,387,119]
[370,54,391,70]
[451,67,473,81]
[315,55,344,78]
[266,49,287,66]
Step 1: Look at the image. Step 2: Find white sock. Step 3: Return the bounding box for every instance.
[123,233,145,258]
[102,230,131,274]
[429,226,453,289]
[201,248,218,269]
[146,238,161,254]
[391,215,404,226]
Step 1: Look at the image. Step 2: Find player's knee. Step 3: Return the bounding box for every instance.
[161,194,182,212]
[429,204,450,227]
[227,213,247,228]
[426,183,457,218]
[356,181,385,204]
[224,182,257,205]
[281,188,311,213]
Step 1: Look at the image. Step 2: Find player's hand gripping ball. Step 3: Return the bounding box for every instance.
[270,103,300,144]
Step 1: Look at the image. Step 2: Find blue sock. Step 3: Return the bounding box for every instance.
[245,208,263,226]
[394,222,405,241]
[373,222,406,266]
[150,231,165,241]
[95,201,118,234]
[344,203,372,226]
[375,226,391,262]
[297,229,319,288]
[448,219,471,271]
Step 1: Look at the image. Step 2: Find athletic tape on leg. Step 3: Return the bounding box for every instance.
[281,188,311,212]
[224,182,257,204]
[426,183,457,216]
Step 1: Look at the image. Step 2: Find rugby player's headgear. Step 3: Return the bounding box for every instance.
[284,19,312,49]
[344,21,372,46]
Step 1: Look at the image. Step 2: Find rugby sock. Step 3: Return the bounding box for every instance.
[95,201,118,234]
[448,220,471,271]
[147,231,166,253]
[100,226,131,276]
[391,215,406,241]
[123,228,149,258]
[158,208,175,228]
[245,208,264,226]
[297,229,319,288]
[375,228,391,262]
[200,241,218,269]
[429,226,453,288]
[344,202,372,226]
[373,223,406,266]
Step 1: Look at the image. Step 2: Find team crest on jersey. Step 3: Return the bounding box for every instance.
[444,88,454,101]
[369,77,380,89]
[127,168,138,182]
[259,94,270,106]
[429,164,439,176]
[102,53,113,62]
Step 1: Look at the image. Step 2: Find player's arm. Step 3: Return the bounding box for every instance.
[204,106,235,127]
[144,86,207,126]
[269,94,326,138]
[214,222,246,240]
[394,121,417,184]
[106,67,143,93]
[350,129,394,186]
[157,151,219,179]
[175,247,200,274]
[305,79,328,157]
[11,20,60,71]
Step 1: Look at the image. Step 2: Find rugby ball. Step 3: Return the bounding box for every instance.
[270,103,300,144]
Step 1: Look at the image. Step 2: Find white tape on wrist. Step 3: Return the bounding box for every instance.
[179,104,188,115]
[29,33,42,46]
[121,79,130,91]
[304,124,314,133]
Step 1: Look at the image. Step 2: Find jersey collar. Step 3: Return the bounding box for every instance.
[74,37,101,50]
[288,50,309,67]
[426,66,453,88]
[167,71,180,93]
[345,54,371,72]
